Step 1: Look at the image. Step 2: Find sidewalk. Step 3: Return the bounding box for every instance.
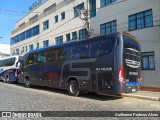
[122,87,160,101]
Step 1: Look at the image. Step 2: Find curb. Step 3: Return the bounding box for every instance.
[122,94,160,101]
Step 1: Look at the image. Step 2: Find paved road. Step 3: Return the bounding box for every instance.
[0,81,159,119]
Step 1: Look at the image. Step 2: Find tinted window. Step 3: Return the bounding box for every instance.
[71,43,89,59]
[26,54,36,66]
[57,48,65,61]
[79,29,88,40]
[43,20,49,30]
[0,57,16,67]
[37,52,46,63]
[46,49,56,63]
[64,46,71,60]
[43,40,49,47]
[45,47,67,62]
[55,15,58,23]
[55,36,63,44]
[90,40,101,57]
[26,29,32,39]
[101,37,114,55]
[72,31,77,40]
[19,32,25,41]
[32,25,39,36]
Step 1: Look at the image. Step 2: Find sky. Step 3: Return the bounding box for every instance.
[0,0,45,45]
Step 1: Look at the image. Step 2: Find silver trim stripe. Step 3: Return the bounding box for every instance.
[125,59,140,68]
[126,48,140,53]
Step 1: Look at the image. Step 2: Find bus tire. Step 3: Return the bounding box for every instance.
[3,77,7,83]
[6,77,11,84]
[68,80,80,96]
[25,79,32,88]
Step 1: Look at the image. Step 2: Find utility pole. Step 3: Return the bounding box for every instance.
[72,0,91,38]
[80,0,91,38]
[86,0,91,38]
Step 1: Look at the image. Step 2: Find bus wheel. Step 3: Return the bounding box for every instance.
[68,80,80,96]
[3,77,7,83]
[6,77,11,84]
[25,79,32,88]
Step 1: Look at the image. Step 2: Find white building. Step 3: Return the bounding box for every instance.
[10,0,160,88]
[0,44,10,58]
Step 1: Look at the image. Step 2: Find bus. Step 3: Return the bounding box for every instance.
[18,32,141,96]
[0,55,20,83]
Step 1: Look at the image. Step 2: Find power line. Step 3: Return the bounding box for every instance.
[0,8,73,14]
[11,14,160,45]
[10,0,159,35]
[11,17,76,49]
[9,0,160,49]
[91,0,158,24]
[10,18,160,49]
[0,0,127,14]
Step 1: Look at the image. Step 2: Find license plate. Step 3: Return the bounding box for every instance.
[132,89,136,92]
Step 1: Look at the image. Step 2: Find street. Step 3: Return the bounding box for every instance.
[0,81,159,111]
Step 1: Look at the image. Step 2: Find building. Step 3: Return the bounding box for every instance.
[10,0,160,88]
[0,44,10,58]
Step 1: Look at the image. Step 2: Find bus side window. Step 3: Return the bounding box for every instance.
[90,40,101,58]
[101,37,114,55]
[46,49,55,63]
[26,54,36,66]
[37,52,46,63]
[64,46,70,60]
[57,48,65,61]
[71,43,89,59]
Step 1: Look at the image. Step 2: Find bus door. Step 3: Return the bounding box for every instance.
[24,54,37,85]
[18,60,25,83]
[35,52,48,86]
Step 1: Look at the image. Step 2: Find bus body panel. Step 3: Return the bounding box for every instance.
[18,32,141,95]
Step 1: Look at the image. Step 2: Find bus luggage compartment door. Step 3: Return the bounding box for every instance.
[97,72,113,92]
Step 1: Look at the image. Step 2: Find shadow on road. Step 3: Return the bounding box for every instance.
[0,81,123,101]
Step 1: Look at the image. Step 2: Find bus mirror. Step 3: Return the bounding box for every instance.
[16,62,18,67]
[16,62,21,68]
[115,37,120,46]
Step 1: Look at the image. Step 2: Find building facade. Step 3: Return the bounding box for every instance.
[10,0,160,88]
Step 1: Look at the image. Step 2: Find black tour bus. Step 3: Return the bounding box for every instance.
[18,32,141,96]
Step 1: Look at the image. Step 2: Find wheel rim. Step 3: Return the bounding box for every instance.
[26,80,30,86]
[6,78,9,82]
[70,83,77,94]
[3,78,6,82]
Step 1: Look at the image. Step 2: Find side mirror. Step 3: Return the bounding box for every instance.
[16,62,21,68]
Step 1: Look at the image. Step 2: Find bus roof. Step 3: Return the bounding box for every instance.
[22,32,134,59]
[0,55,19,60]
